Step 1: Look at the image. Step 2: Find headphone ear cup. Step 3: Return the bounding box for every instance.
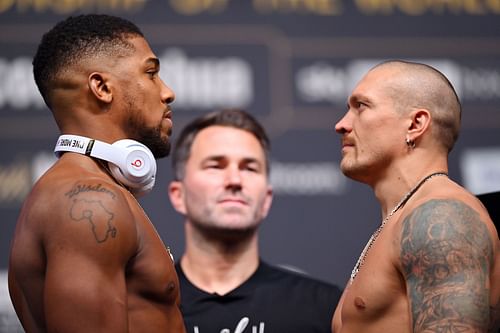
[108,139,157,197]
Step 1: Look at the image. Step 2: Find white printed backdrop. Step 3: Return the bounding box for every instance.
[1,1,500,330]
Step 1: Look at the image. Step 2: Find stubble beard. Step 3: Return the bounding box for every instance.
[341,150,389,186]
[139,124,171,158]
[191,207,260,244]
[340,156,370,184]
[125,101,171,158]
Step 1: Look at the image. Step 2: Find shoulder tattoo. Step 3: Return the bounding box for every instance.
[400,199,493,332]
[65,183,116,199]
[68,198,117,243]
[65,183,118,244]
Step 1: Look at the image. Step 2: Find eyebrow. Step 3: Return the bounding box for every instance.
[145,57,160,68]
[348,93,370,106]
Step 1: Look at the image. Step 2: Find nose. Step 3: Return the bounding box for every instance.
[335,111,352,135]
[160,79,175,104]
[224,165,242,191]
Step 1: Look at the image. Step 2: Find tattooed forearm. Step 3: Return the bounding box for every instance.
[401,199,493,332]
[65,183,116,199]
[69,199,117,243]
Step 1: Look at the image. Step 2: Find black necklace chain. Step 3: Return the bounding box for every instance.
[349,171,448,283]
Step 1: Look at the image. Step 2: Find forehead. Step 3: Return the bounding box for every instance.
[350,66,398,101]
[189,126,265,161]
[124,36,156,64]
[85,36,156,75]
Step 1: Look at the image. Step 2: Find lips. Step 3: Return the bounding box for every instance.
[164,108,172,119]
[340,138,355,155]
[218,197,248,206]
[341,139,354,148]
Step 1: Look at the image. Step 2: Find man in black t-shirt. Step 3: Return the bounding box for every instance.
[168,109,342,332]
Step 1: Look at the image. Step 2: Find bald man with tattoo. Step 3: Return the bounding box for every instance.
[8,15,185,332]
[333,60,499,332]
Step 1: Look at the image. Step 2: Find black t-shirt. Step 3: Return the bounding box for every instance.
[176,261,342,333]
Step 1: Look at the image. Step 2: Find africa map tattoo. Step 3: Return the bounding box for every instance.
[69,198,117,243]
[401,199,493,332]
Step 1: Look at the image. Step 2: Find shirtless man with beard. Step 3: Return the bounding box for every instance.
[9,14,185,333]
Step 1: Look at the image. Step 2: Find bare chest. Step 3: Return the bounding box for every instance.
[126,210,180,306]
[335,224,411,332]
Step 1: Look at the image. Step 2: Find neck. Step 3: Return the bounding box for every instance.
[181,222,259,295]
[373,158,449,219]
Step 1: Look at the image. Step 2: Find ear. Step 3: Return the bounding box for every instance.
[168,181,187,215]
[260,185,274,220]
[407,109,431,142]
[88,72,113,104]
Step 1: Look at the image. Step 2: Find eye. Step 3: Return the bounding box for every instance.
[356,101,368,111]
[205,163,222,169]
[243,162,261,173]
[203,159,227,170]
[147,69,159,78]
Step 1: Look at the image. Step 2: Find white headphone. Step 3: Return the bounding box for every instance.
[54,134,157,197]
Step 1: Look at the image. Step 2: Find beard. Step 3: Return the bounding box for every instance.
[124,100,171,158]
[340,149,389,186]
[191,217,258,244]
[188,202,264,244]
[138,124,171,158]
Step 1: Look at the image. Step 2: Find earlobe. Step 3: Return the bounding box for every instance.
[88,72,113,104]
[168,181,187,215]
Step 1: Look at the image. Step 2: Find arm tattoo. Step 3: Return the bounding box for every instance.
[401,199,493,332]
[69,198,117,243]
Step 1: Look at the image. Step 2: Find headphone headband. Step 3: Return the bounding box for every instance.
[54,135,95,156]
[54,134,157,197]
[55,134,130,165]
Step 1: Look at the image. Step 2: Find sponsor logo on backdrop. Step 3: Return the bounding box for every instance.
[0,160,31,205]
[3,55,500,113]
[0,152,55,206]
[0,151,345,207]
[460,148,500,194]
[0,57,44,110]
[159,48,253,109]
[270,161,347,195]
[294,59,500,105]
[0,0,146,13]
[1,0,498,15]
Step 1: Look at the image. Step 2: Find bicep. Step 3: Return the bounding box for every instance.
[43,184,136,332]
[400,199,493,332]
[44,253,128,332]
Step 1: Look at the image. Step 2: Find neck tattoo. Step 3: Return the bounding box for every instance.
[349,171,448,284]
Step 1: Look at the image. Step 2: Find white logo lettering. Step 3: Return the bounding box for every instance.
[159,48,253,109]
[192,316,265,333]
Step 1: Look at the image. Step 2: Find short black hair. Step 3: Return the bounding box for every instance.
[172,109,271,180]
[33,14,144,108]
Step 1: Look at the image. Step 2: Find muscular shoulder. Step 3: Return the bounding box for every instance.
[400,198,494,266]
[399,198,495,331]
[22,163,138,261]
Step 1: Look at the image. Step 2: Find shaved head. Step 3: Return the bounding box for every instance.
[370,60,461,152]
